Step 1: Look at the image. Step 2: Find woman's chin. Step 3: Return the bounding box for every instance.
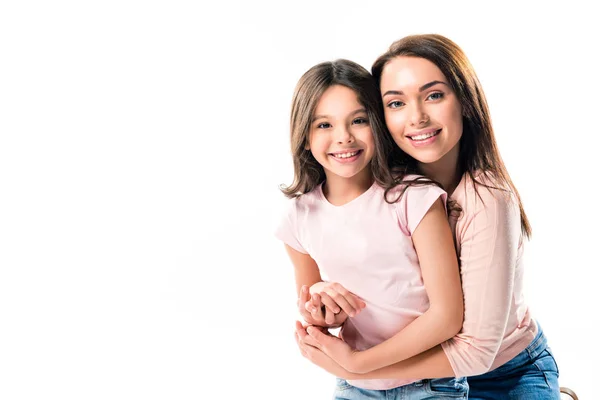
[401,149,444,165]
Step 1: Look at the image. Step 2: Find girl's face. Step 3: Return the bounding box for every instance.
[307,84,374,183]
[380,56,463,167]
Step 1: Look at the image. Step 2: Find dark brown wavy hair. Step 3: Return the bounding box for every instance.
[372,34,531,237]
[281,59,435,199]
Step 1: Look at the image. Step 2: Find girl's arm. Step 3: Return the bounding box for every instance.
[285,245,356,328]
[351,198,463,373]
[315,198,463,373]
[285,244,322,296]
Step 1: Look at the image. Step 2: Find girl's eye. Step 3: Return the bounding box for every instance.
[353,117,368,125]
[316,122,331,129]
[387,100,405,109]
[427,92,444,101]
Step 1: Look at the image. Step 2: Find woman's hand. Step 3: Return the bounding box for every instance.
[294,321,357,379]
[309,281,365,318]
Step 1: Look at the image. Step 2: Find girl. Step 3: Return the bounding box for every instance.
[295,34,561,399]
[276,59,468,399]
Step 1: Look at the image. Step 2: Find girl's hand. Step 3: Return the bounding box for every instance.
[309,281,366,318]
[298,285,348,327]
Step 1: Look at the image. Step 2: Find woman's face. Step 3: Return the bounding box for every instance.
[380,56,463,167]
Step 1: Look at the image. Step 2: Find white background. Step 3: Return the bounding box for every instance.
[1,1,598,399]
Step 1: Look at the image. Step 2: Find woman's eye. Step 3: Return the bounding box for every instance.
[353,117,368,125]
[316,122,331,129]
[427,92,444,101]
[387,100,404,109]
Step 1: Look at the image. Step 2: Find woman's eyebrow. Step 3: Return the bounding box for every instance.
[419,80,448,92]
[382,80,448,97]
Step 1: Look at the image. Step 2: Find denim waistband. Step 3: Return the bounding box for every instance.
[525,322,547,360]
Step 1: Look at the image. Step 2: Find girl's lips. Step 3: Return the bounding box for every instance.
[329,148,362,155]
[329,149,363,163]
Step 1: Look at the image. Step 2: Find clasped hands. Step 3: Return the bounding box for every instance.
[294,282,374,375]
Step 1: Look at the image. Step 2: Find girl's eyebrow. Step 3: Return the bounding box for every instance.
[312,108,366,122]
[382,80,449,97]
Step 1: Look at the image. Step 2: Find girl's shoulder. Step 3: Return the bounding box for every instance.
[286,185,323,208]
[383,174,447,212]
[386,173,445,196]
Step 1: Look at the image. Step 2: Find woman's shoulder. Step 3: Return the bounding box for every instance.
[459,170,519,215]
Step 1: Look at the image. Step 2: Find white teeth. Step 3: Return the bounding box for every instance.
[411,131,438,141]
[332,151,359,159]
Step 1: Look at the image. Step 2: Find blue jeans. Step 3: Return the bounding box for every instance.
[333,377,468,399]
[467,325,560,399]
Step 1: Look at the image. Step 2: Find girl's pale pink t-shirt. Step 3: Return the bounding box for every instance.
[276,181,447,390]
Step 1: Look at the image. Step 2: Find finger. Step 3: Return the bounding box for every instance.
[304,299,313,312]
[333,283,365,311]
[301,299,313,316]
[298,339,314,359]
[319,292,341,314]
[296,324,316,355]
[324,288,357,316]
[307,325,332,345]
[294,329,309,358]
[296,321,308,339]
[311,293,323,309]
[304,294,319,313]
[311,304,323,321]
[299,285,310,310]
[311,293,325,320]
[303,344,323,362]
[330,283,367,314]
[324,305,336,325]
[298,287,313,319]
[333,310,348,326]
[348,294,366,310]
[355,295,367,310]
[299,304,313,324]
[300,331,322,349]
[296,320,308,334]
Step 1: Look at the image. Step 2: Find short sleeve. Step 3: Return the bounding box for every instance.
[274,198,307,254]
[396,184,448,235]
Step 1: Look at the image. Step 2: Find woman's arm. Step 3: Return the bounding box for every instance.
[296,322,455,379]
[437,185,523,375]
